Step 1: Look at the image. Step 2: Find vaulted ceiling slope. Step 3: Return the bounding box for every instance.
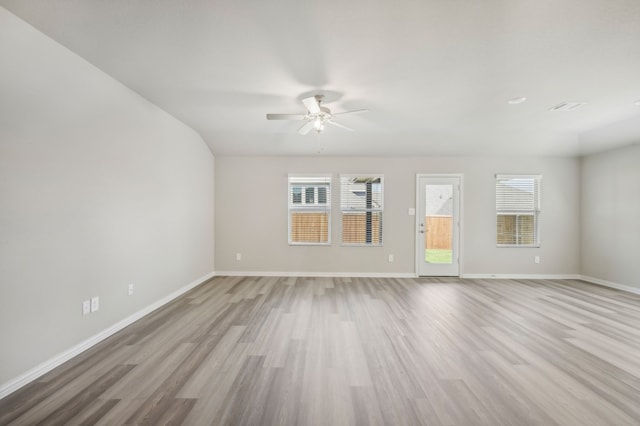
[2,1,640,157]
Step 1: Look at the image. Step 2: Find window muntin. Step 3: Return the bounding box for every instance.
[288,176,331,245]
[340,175,383,246]
[496,174,541,247]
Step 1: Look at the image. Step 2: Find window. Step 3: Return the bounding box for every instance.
[496,174,541,247]
[288,175,331,245]
[340,175,383,245]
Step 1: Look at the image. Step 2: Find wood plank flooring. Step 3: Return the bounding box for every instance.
[2,276,640,425]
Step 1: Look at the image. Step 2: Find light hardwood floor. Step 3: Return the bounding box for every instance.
[2,276,640,425]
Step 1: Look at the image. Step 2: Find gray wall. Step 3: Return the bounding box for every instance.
[580,143,640,289]
[215,156,580,276]
[0,8,215,384]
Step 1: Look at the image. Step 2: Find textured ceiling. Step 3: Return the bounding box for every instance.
[2,0,640,157]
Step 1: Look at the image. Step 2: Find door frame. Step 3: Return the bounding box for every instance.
[415,173,464,277]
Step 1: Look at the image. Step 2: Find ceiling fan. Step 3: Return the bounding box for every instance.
[266,95,368,135]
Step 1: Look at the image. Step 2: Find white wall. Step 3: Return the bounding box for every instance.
[215,156,580,276]
[0,8,214,385]
[581,143,640,290]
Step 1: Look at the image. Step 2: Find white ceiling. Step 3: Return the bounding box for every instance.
[2,0,640,157]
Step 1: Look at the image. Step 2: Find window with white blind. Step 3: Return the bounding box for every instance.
[288,175,331,245]
[340,175,383,246]
[496,174,541,247]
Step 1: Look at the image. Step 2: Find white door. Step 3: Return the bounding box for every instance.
[416,175,461,276]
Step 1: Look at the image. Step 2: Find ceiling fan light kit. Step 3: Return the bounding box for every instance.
[267,94,368,135]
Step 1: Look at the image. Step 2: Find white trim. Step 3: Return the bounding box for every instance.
[462,273,581,280]
[495,174,542,247]
[0,271,215,400]
[415,173,464,277]
[216,273,640,296]
[288,173,334,180]
[579,275,640,295]
[461,274,640,295]
[288,174,332,246]
[339,173,385,247]
[215,271,417,278]
[495,174,543,180]
[216,271,590,281]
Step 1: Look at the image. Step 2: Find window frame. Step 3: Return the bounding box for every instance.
[340,174,384,247]
[495,174,541,248]
[288,174,332,246]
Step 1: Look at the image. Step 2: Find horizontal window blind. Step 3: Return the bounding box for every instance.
[288,176,331,245]
[496,174,541,247]
[340,175,383,246]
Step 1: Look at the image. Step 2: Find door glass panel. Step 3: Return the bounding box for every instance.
[425,184,453,264]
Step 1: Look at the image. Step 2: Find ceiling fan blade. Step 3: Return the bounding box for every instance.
[326,120,354,132]
[266,114,306,120]
[332,109,369,116]
[302,96,321,114]
[298,120,316,135]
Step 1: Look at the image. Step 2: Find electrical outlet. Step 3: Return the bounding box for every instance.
[128,283,134,296]
[534,256,540,264]
[388,254,394,262]
[91,296,99,312]
[236,253,242,261]
[82,300,91,316]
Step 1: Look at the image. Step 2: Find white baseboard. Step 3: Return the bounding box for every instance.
[215,271,417,278]
[461,273,640,295]
[579,275,640,295]
[216,271,587,280]
[0,271,215,400]
[461,273,581,280]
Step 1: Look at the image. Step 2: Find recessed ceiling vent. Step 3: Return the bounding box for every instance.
[549,102,587,111]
